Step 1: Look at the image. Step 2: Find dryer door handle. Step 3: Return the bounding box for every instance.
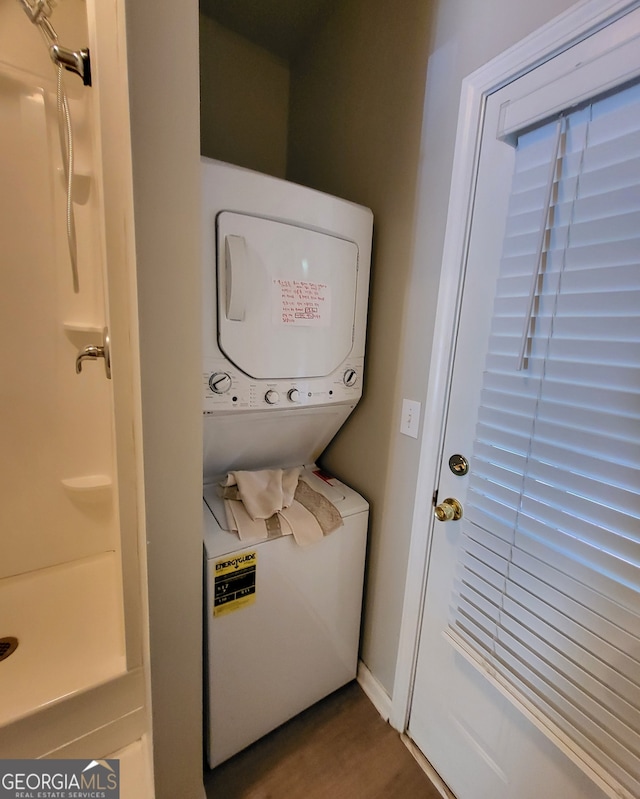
[225,234,247,322]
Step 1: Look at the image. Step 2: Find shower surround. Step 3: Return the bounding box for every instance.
[0,1,151,787]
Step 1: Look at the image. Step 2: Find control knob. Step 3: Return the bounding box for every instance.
[265,390,280,405]
[288,388,300,403]
[209,372,232,394]
[343,368,357,387]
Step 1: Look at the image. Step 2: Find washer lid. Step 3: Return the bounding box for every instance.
[216,211,359,379]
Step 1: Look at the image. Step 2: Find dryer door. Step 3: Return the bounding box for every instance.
[215,211,359,379]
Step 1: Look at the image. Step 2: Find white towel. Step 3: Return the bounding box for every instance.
[279,501,323,547]
[225,498,268,541]
[220,467,340,546]
[229,467,301,520]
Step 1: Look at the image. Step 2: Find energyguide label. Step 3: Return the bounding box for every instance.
[213,551,257,617]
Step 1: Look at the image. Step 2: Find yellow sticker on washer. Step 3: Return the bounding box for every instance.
[213,551,257,617]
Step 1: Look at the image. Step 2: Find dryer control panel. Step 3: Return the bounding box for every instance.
[203,355,364,413]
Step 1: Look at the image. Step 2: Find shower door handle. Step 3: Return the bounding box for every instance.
[76,327,111,379]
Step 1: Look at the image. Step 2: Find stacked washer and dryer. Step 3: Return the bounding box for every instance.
[201,158,373,768]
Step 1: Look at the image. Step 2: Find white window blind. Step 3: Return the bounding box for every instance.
[449,81,640,799]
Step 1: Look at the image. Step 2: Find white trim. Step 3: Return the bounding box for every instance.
[390,0,640,734]
[357,660,392,722]
[497,22,640,139]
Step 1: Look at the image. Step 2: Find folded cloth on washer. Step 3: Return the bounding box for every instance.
[224,494,269,541]
[294,478,343,536]
[224,467,301,520]
[279,500,323,546]
[219,469,342,546]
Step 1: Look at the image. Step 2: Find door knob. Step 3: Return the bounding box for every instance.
[76,327,111,379]
[434,497,463,522]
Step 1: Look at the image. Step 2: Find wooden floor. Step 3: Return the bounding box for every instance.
[204,681,443,799]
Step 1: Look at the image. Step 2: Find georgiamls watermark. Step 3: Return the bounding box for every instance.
[0,759,119,798]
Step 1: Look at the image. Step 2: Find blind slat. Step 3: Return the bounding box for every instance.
[474,439,640,494]
[506,185,640,237]
[501,238,640,276]
[493,289,640,321]
[494,641,640,782]
[498,606,640,746]
[506,581,640,696]
[470,456,639,518]
[496,263,640,297]
[480,389,639,437]
[460,533,640,640]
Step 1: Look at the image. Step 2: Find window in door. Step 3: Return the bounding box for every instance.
[449,79,640,799]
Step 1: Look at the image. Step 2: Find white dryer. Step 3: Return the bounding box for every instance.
[201,158,373,768]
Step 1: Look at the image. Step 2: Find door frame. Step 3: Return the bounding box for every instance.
[390,0,640,734]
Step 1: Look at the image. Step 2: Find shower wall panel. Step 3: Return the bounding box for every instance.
[0,0,127,736]
[0,1,117,579]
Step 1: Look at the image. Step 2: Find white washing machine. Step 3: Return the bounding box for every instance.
[203,467,368,767]
[201,158,373,768]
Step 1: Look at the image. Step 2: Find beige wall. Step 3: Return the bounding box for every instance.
[287,0,432,694]
[287,0,577,695]
[200,14,290,178]
[125,1,204,797]
[393,0,578,682]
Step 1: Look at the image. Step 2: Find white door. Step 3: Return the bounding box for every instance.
[407,8,640,799]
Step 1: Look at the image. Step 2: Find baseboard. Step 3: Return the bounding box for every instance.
[357,663,453,796]
[356,660,392,722]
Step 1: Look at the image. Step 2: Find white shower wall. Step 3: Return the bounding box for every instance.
[0,0,129,738]
[0,0,118,577]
